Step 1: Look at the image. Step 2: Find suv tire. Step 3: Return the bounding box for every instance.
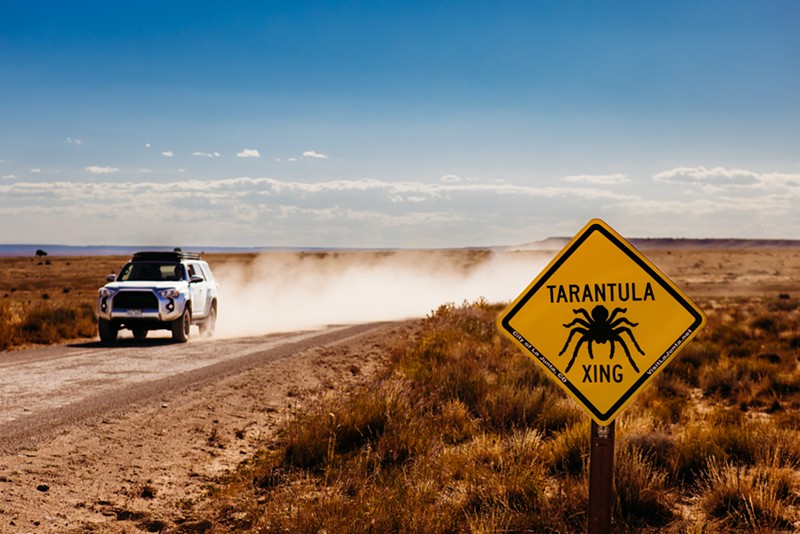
[199,303,217,337]
[172,307,191,343]
[99,318,118,344]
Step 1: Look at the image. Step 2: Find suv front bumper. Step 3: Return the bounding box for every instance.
[97,288,186,324]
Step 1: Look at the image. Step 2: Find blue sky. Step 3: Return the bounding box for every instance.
[1,1,798,247]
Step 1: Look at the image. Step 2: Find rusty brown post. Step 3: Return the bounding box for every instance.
[588,420,615,534]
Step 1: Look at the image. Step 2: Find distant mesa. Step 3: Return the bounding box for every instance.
[510,237,571,251]
[508,237,800,252]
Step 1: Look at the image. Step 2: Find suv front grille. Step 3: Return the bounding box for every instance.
[113,291,159,310]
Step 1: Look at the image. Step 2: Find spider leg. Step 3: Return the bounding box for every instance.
[587,340,595,360]
[563,318,591,329]
[565,338,586,373]
[608,339,615,360]
[607,307,627,323]
[610,317,638,328]
[572,308,593,323]
[559,327,588,356]
[615,335,640,373]
[615,327,645,355]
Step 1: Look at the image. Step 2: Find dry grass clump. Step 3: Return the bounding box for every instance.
[614,445,674,528]
[0,302,97,350]
[684,297,800,413]
[698,459,798,531]
[0,255,126,350]
[670,414,800,484]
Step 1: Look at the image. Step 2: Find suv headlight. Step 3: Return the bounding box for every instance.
[158,288,180,299]
[99,288,117,298]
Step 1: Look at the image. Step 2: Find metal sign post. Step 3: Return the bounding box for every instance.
[588,421,615,534]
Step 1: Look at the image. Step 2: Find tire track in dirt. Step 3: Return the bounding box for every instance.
[0,322,388,454]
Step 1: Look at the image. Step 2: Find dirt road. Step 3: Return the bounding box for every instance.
[0,321,408,532]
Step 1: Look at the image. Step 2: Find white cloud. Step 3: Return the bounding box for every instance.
[0,176,638,206]
[30,168,41,173]
[161,150,174,157]
[192,151,221,158]
[616,197,782,216]
[145,143,151,148]
[66,137,82,145]
[1,175,15,180]
[237,148,261,158]
[287,157,297,162]
[85,165,120,175]
[653,166,758,185]
[242,177,635,203]
[2,166,798,247]
[652,166,800,194]
[440,174,462,182]
[562,173,629,185]
[303,150,329,160]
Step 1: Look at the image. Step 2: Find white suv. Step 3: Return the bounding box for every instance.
[97,251,219,343]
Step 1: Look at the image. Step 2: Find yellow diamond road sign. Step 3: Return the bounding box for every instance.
[498,219,707,425]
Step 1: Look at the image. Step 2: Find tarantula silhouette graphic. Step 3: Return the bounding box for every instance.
[559,305,645,373]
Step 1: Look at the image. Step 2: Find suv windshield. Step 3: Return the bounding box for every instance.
[117,262,186,282]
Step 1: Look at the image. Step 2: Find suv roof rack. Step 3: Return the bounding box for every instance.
[131,251,201,262]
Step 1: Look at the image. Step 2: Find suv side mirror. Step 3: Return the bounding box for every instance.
[106,274,116,282]
[190,275,204,284]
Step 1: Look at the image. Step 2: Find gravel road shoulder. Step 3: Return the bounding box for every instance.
[0,321,416,532]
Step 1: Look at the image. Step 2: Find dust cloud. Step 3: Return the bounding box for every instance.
[212,251,551,338]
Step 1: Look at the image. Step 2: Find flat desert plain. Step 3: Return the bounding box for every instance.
[0,245,798,532]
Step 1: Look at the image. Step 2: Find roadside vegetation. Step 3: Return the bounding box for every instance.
[0,256,125,350]
[200,295,800,533]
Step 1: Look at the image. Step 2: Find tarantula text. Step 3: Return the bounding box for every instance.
[545,281,655,304]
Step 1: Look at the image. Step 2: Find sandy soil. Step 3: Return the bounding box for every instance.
[643,248,800,298]
[0,321,414,532]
